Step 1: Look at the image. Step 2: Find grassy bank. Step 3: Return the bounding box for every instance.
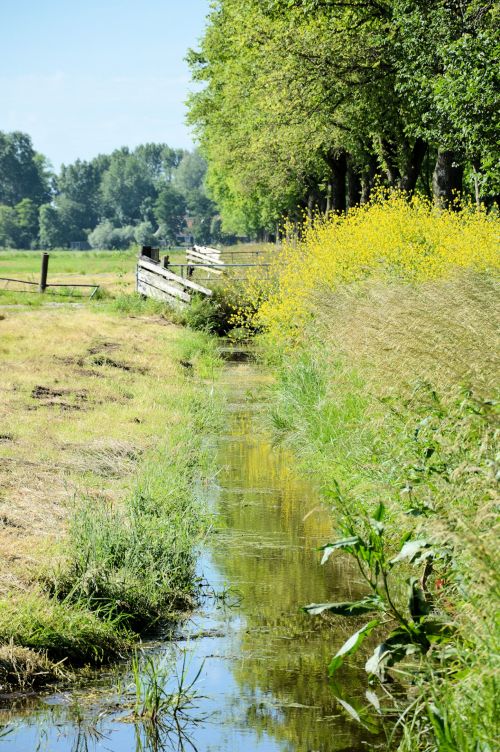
[0,303,221,690]
[245,196,499,750]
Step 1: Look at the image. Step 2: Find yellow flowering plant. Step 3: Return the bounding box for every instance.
[239,192,499,342]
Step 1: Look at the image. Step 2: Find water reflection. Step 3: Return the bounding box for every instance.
[0,360,383,751]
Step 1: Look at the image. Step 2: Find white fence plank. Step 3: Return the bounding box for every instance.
[137,280,188,308]
[138,257,212,296]
[137,268,191,303]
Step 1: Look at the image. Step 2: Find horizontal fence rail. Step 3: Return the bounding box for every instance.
[0,280,101,298]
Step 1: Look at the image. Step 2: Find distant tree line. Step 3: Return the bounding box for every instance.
[0,131,227,249]
[187,0,499,237]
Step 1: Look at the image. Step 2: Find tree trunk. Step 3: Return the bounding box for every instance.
[400,138,428,195]
[432,150,463,209]
[380,139,401,186]
[347,157,362,209]
[361,154,378,204]
[471,157,481,207]
[327,151,347,213]
[307,191,315,221]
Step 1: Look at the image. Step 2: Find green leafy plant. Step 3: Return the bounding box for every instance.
[304,502,454,682]
[131,650,205,726]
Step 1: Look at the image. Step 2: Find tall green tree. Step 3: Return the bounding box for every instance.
[154,184,186,243]
[187,0,499,232]
[100,148,157,225]
[174,151,217,243]
[0,131,52,207]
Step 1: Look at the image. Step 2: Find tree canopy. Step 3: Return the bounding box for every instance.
[0,132,222,249]
[187,0,499,234]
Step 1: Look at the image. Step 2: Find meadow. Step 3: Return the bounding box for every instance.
[0,248,185,304]
[0,244,273,306]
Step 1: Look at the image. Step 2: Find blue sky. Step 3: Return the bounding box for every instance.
[0,0,210,168]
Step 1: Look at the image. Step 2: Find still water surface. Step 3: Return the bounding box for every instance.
[0,359,378,751]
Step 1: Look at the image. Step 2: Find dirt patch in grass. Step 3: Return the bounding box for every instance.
[87,340,121,355]
[90,354,148,374]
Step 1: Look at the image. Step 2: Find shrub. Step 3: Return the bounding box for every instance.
[243,192,500,342]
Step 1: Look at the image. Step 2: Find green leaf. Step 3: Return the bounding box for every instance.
[319,536,360,565]
[365,643,391,679]
[365,690,381,714]
[337,698,361,723]
[303,596,383,617]
[365,628,419,679]
[390,538,431,565]
[328,620,379,676]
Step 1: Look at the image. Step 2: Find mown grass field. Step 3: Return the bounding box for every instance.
[0,300,221,690]
[0,248,182,304]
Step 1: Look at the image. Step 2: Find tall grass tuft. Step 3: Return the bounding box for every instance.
[54,384,220,631]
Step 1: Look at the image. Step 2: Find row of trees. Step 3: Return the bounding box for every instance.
[187,0,499,236]
[0,131,223,249]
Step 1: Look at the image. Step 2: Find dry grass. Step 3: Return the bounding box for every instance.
[0,308,180,593]
[0,642,67,692]
[0,304,219,687]
[312,270,499,399]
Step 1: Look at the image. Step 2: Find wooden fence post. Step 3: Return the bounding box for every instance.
[39,253,49,293]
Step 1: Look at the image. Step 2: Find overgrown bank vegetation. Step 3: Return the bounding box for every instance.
[239,197,499,750]
[0,306,221,690]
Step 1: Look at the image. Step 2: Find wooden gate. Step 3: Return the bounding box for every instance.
[136,255,212,309]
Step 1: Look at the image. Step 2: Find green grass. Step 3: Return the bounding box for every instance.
[0,247,187,305]
[0,592,130,664]
[0,249,138,277]
[0,304,222,689]
[260,272,499,752]
[55,402,220,631]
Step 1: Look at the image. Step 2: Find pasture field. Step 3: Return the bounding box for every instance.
[0,244,274,306]
[0,248,187,305]
[0,302,221,689]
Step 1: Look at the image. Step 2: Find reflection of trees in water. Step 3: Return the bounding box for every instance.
[211,410,382,750]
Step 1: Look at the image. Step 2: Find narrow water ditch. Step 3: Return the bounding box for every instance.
[0,354,380,751]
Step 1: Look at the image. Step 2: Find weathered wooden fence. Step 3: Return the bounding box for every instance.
[136,245,271,307]
[0,252,100,298]
[186,245,224,275]
[136,253,212,308]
